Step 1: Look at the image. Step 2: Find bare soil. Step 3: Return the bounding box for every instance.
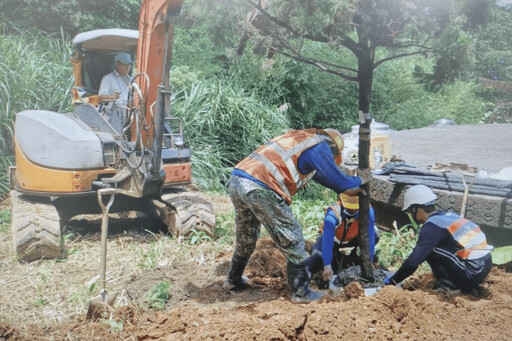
[1,194,512,340]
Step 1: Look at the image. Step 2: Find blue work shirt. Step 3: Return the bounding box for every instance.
[232,141,362,196]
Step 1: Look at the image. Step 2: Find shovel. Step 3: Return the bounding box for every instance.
[87,189,118,320]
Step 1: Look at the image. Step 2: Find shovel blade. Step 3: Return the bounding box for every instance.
[86,291,118,320]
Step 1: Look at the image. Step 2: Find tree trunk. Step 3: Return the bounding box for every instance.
[357,48,375,282]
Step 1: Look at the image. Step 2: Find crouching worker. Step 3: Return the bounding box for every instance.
[224,128,371,303]
[384,185,493,294]
[308,193,379,289]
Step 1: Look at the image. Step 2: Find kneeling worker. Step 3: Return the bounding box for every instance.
[384,185,493,293]
[308,193,378,288]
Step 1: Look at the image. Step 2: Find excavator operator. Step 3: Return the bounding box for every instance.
[98,52,133,107]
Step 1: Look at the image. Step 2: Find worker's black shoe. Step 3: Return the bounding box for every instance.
[433,278,460,295]
[225,254,250,291]
[288,261,325,303]
[461,285,484,297]
[224,275,249,291]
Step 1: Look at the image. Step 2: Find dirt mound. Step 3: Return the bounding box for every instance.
[4,237,512,341]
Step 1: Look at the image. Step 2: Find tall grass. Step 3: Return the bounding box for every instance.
[0,27,73,198]
[170,68,290,191]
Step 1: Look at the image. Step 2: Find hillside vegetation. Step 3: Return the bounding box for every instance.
[1,0,511,198]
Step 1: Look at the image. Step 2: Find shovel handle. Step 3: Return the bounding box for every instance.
[97,189,116,294]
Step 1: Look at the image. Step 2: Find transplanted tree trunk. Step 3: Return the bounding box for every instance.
[240,0,489,280]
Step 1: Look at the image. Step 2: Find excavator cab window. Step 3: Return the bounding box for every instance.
[81,52,116,95]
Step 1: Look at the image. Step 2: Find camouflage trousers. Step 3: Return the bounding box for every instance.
[227,175,308,265]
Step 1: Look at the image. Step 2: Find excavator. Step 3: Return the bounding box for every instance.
[9,0,215,262]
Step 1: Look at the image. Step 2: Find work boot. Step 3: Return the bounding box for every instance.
[287,261,325,303]
[224,254,250,291]
[432,278,460,295]
[307,251,324,275]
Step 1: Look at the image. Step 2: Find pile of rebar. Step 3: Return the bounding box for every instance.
[383,166,512,198]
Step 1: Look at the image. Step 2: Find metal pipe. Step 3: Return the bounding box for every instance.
[152,85,166,176]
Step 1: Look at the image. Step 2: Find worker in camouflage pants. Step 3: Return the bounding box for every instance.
[225,128,371,303]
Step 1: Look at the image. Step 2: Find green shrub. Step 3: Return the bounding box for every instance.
[0,0,139,36]
[373,56,491,129]
[0,28,73,199]
[170,69,290,191]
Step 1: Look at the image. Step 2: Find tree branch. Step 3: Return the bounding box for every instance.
[273,47,358,82]
[373,38,434,68]
[374,49,430,68]
[271,35,358,75]
[245,0,330,43]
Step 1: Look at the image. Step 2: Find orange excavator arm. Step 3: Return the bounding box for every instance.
[136,0,185,178]
[137,0,184,119]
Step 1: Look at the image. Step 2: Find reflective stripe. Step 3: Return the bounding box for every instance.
[268,136,321,188]
[447,218,468,235]
[247,152,292,199]
[457,240,489,258]
[236,130,324,203]
[428,213,488,259]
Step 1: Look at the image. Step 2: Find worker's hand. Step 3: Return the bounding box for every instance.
[357,168,372,185]
[342,187,366,197]
[112,91,120,100]
[322,265,333,281]
[383,276,394,285]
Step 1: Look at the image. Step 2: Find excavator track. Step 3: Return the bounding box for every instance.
[156,190,216,237]
[10,191,62,261]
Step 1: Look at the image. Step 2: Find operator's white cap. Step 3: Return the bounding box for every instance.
[115,52,132,64]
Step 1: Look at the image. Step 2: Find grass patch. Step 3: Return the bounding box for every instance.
[0,209,10,234]
[140,281,171,311]
[376,218,430,274]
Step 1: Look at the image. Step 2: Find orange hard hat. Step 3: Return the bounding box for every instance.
[339,193,359,210]
[319,128,344,165]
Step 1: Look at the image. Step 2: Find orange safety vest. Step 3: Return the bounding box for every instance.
[428,212,489,259]
[319,202,360,243]
[235,129,324,204]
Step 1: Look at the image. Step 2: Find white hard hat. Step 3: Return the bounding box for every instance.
[402,185,437,211]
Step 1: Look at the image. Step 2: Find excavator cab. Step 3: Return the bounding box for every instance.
[9,0,215,262]
[70,29,138,135]
[70,29,137,106]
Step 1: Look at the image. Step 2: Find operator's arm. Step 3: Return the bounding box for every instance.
[98,74,120,102]
[321,208,338,267]
[389,223,444,284]
[298,142,362,193]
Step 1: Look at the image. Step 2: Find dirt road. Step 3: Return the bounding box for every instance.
[388,123,512,175]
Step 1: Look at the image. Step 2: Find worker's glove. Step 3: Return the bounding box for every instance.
[383,277,394,285]
[322,265,333,282]
[357,168,372,185]
[342,187,366,197]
